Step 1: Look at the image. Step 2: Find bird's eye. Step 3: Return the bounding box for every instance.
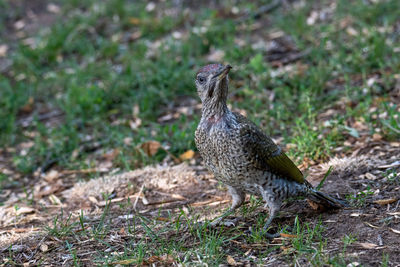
[198,76,206,84]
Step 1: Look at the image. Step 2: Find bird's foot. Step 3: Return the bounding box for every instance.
[264,231,281,239]
[196,217,240,229]
[264,225,293,239]
[209,217,239,227]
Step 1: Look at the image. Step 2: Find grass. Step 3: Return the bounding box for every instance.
[32,202,357,266]
[1,0,399,176]
[1,0,399,175]
[33,203,329,265]
[1,0,400,265]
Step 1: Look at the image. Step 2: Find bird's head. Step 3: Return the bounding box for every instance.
[195,63,232,105]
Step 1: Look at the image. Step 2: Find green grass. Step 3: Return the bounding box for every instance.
[1,0,400,176]
[34,201,360,266]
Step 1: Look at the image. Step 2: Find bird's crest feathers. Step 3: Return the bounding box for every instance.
[196,63,223,76]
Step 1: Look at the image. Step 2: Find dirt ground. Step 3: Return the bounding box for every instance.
[1,138,399,265]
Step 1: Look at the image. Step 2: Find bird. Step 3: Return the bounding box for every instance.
[194,63,348,238]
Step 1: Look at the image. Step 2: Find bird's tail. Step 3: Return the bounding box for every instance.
[307,189,349,209]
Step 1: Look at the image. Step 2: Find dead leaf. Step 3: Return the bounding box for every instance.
[170,193,186,200]
[144,255,174,264]
[390,142,400,147]
[280,246,293,254]
[129,118,142,129]
[158,113,175,122]
[14,20,25,30]
[19,97,34,113]
[373,198,397,205]
[156,217,169,222]
[49,194,62,206]
[141,195,149,205]
[40,243,49,252]
[129,31,142,41]
[139,141,161,157]
[372,133,382,141]
[172,31,182,39]
[14,206,35,216]
[353,121,368,131]
[88,196,99,205]
[22,37,36,48]
[227,255,238,266]
[103,149,120,161]
[70,148,79,160]
[357,242,378,249]
[47,3,60,13]
[44,169,59,183]
[119,227,125,235]
[129,17,141,25]
[179,150,195,161]
[37,180,63,198]
[286,143,296,149]
[280,233,297,238]
[0,44,8,57]
[111,258,136,265]
[346,27,358,36]
[307,199,324,210]
[365,172,377,180]
[123,137,132,145]
[145,2,156,12]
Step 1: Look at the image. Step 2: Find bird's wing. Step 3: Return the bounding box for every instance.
[236,114,304,184]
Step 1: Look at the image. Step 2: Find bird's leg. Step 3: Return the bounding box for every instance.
[209,185,245,227]
[262,206,281,239]
[259,195,286,239]
[262,208,276,231]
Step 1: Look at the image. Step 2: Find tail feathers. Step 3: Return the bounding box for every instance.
[308,189,349,209]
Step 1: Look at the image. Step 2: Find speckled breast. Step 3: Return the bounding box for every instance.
[195,116,264,189]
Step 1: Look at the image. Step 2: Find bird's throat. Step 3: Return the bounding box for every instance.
[202,101,228,125]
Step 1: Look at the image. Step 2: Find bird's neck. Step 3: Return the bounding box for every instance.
[201,100,229,123]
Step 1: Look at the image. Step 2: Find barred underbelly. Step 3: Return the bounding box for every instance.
[243,172,308,200]
[260,174,307,200]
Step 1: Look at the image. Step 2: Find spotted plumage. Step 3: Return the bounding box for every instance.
[194,63,347,235]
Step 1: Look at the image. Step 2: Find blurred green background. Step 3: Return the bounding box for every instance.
[0,0,399,187]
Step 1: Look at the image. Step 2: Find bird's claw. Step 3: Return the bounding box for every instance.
[246,225,293,239]
[264,231,282,239]
[209,217,239,227]
[264,225,293,239]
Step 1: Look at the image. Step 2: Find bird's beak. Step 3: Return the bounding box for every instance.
[212,65,232,81]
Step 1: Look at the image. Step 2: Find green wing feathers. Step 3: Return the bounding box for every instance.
[237,115,304,184]
[265,153,304,184]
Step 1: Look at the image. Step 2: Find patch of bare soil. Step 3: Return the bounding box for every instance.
[1,140,399,266]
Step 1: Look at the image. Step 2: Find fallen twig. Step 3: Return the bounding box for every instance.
[237,0,282,22]
[133,184,145,210]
